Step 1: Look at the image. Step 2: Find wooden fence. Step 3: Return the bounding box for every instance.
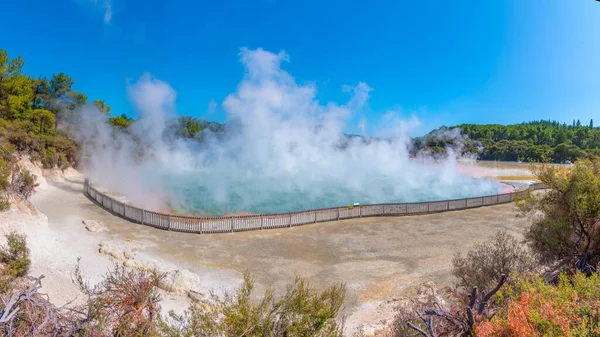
[83,180,547,234]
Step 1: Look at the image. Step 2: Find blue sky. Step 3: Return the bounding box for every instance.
[2,0,599,135]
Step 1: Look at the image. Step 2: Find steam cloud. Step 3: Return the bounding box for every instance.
[75,48,501,215]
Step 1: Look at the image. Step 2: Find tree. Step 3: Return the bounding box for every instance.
[109,114,132,128]
[93,99,111,114]
[31,76,49,109]
[591,119,594,129]
[518,158,600,271]
[48,72,74,101]
[0,75,33,119]
[5,55,24,78]
[47,73,87,129]
[66,91,87,111]
[0,51,33,120]
[28,109,55,134]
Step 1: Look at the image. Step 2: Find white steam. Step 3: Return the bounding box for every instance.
[76,48,500,215]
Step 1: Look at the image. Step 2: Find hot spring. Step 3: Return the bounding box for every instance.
[161,169,503,216]
[76,48,505,216]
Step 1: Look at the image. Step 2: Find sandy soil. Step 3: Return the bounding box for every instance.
[0,160,534,335]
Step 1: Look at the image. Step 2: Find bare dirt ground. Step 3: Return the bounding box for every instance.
[27,174,530,334]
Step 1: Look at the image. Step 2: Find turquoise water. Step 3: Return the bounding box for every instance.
[161,170,504,216]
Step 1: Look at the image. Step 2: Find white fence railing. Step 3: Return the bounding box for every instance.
[84,180,547,234]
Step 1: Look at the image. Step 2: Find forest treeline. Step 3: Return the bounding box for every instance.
[417,121,600,163]
[0,48,225,167]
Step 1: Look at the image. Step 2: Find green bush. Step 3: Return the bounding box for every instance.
[0,156,12,211]
[41,147,57,169]
[518,159,600,270]
[10,166,38,199]
[161,273,346,337]
[0,232,30,282]
[0,119,78,169]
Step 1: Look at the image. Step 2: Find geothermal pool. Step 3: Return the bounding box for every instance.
[160,167,505,216]
[81,48,510,216]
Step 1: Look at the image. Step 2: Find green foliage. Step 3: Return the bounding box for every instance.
[0,154,12,211]
[27,108,55,134]
[0,49,79,171]
[518,158,600,269]
[10,166,38,199]
[0,51,34,120]
[30,76,49,109]
[93,99,111,114]
[452,230,535,292]
[420,120,600,163]
[162,273,346,337]
[0,232,30,282]
[40,147,57,169]
[169,116,225,141]
[109,114,132,128]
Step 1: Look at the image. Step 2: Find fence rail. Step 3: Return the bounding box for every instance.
[84,180,547,234]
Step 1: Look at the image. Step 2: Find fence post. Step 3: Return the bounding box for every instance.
[260,216,264,229]
[289,214,292,228]
[141,209,145,225]
[464,198,467,208]
[314,211,317,223]
[231,217,234,233]
[337,208,340,220]
[168,215,172,231]
[200,218,203,234]
[427,201,430,212]
[446,200,449,210]
[496,194,499,204]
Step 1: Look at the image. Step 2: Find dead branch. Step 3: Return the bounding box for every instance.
[407,275,506,337]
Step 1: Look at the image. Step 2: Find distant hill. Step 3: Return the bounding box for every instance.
[419,120,600,163]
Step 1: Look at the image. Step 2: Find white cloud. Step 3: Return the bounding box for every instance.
[342,82,373,112]
[207,99,218,114]
[86,0,112,24]
[102,0,112,24]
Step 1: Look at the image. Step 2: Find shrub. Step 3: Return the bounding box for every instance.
[41,147,57,169]
[57,152,69,170]
[518,159,600,270]
[162,273,346,337]
[75,262,165,336]
[0,232,31,293]
[0,232,31,279]
[10,166,38,199]
[0,156,11,211]
[452,230,535,292]
[0,119,78,170]
[476,272,600,337]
